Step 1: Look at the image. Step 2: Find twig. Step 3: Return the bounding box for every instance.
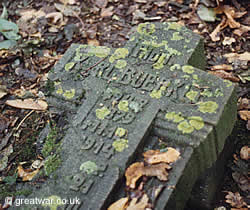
[80,57,107,76]
[15,110,35,131]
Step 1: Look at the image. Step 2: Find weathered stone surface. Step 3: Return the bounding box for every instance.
[13,22,236,210]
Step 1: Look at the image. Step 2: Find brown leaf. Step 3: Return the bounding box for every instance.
[0,85,8,99]
[95,0,108,8]
[108,197,128,210]
[17,165,39,181]
[127,194,149,210]
[224,52,250,64]
[233,25,250,36]
[232,172,250,192]
[238,98,250,110]
[240,146,249,160]
[225,191,247,208]
[238,110,250,121]
[101,6,114,18]
[125,162,144,189]
[210,16,228,42]
[143,163,171,181]
[209,70,240,82]
[222,37,236,46]
[5,99,48,110]
[87,39,100,46]
[211,64,233,71]
[223,5,240,28]
[143,147,180,164]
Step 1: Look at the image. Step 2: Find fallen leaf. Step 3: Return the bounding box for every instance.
[197,5,217,22]
[238,111,250,121]
[17,165,39,181]
[222,37,236,45]
[210,70,240,82]
[225,191,247,208]
[0,85,7,99]
[233,25,250,36]
[210,16,228,41]
[127,194,149,210]
[211,64,233,71]
[54,3,80,17]
[232,172,250,192]
[125,162,144,189]
[143,163,171,181]
[101,6,114,18]
[238,98,250,110]
[108,197,128,210]
[95,0,108,8]
[240,146,249,160]
[87,39,100,46]
[46,12,63,24]
[224,52,250,63]
[223,5,240,28]
[143,147,180,164]
[5,98,48,110]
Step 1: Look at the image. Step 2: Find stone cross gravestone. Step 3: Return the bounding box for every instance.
[15,22,236,210]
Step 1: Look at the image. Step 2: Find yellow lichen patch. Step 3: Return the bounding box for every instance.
[137,23,155,35]
[186,90,198,101]
[224,80,232,87]
[112,139,128,152]
[42,195,63,210]
[115,127,127,137]
[115,59,127,69]
[177,120,194,134]
[118,100,129,112]
[167,22,182,31]
[63,89,75,99]
[189,116,204,130]
[56,87,63,95]
[80,161,98,175]
[96,106,110,120]
[87,46,110,58]
[171,32,183,41]
[165,112,184,123]
[65,62,75,71]
[170,64,181,71]
[109,48,129,63]
[198,101,218,113]
[153,53,167,69]
[182,65,194,74]
[150,89,162,99]
[193,74,198,80]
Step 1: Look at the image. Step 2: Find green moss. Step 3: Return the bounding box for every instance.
[115,127,127,137]
[137,23,156,35]
[112,139,128,152]
[177,120,194,134]
[186,90,198,101]
[109,48,129,63]
[63,89,75,99]
[96,106,110,120]
[198,101,218,113]
[171,32,183,41]
[44,154,61,176]
[65,62,75,71]
[170,64,181,71]
[42,127,58,158]
[115,59,127,69]
[182,65,194,74]
[153,53,167,69]
[80,161,98,175]
[42,195,63,210]
[45,80,55,95]
[118,100,129,112]
[189,116,204,130]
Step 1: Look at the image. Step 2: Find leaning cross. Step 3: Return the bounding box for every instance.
[19,22,236,210]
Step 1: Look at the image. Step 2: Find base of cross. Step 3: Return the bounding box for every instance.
[11,22,236,210]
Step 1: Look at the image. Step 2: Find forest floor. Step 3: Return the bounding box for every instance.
[0,0,249,209]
